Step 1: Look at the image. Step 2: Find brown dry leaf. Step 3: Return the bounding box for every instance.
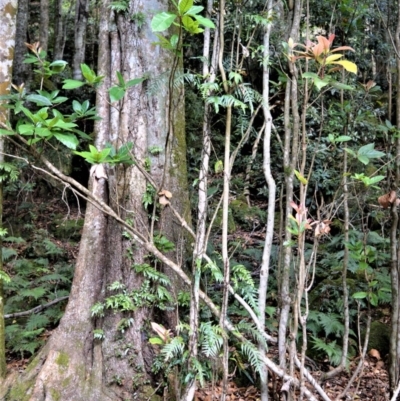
[379,191,398,208]
[378,193,391,208]
[159,195,169,206]
[368,349,381,360]
[150,322,171,342]
[158,189,172,199]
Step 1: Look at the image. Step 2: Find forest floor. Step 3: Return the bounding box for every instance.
[3,194,392,401]
[193,350,389,400]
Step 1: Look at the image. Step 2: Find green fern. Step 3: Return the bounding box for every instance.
[311,336,343,366]
[199,322,223,357]
[240,340,264,377]
[25,313,50,331]
[161,336,185,361]
[0,162,19,182]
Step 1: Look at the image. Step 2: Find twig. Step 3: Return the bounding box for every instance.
[4,296,69,319]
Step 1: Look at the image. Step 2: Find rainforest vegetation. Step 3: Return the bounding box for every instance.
[0,0,399,400]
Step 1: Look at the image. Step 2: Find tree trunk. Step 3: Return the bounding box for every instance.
[53,0,67,61]
[0,0,18,380]
[39,0,49,52]
[73,0,90,79]
[13,0,30,86]
[7,0,190,399]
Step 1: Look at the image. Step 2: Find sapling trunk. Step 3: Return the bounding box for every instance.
[259,4,275,399]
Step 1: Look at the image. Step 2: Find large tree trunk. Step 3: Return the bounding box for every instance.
[6,0,190,399]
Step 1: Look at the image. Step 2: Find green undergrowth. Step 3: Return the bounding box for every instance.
[3,194,78,359]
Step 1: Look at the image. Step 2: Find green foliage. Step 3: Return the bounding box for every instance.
[109,72,146,103]
[4,228,72,357]
[311,337,343,366]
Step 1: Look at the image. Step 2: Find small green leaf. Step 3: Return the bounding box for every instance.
[186,5,203,15]
[151,12,177,32]
[81,63,95,82]
[149,337,164,345]
[294,169,308,185]
[116,71,125,87]
[335,135,351,142]
[0,129,14,136]
[352,291,367,299]
[126,77,145,88]
[178,0,193,15]
[26,94,53,106]
[63,79,85,89]
[302,72,319,80]
[53,133,79,149]
[109,86,126,102]
[193,14,215,28]
[214,160,223,173]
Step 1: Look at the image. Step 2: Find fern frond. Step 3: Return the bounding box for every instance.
[161,336,185,361]
[240,339,263,377]
[199,322,223,357]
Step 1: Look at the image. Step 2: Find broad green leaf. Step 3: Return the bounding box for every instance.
[151,12,177,32]
[193,14,215,28]
[352,291,367,299]
[63,79,85,89]
[54,133,79,149]
[332,60,357,74]
[26,94,53,106]
[357,143,385,164]
[109,86,126,102]
[179,0,193,15]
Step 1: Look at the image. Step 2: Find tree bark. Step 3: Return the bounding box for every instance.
[13,0,30,86]
[39,0,49,52]
[73,0,90,79]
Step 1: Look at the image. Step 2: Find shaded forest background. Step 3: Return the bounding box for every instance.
[1,0,400,400]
